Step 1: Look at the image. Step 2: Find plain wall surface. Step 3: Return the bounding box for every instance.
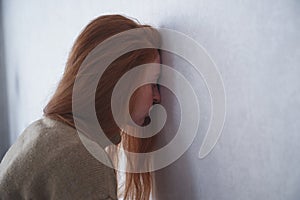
[0,0,10,160]
[2,0,300,199]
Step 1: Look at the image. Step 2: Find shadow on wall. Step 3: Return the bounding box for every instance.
[153,85,197,199]
[0,0,10,161]
[153,50,199,200]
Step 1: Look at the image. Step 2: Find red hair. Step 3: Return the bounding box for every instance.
[43,14,160,200]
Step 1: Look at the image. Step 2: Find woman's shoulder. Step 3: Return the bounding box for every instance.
[0,117,81,169]
[0,117,118,199]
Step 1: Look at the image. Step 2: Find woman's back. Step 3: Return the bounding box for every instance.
[0,117,118,200]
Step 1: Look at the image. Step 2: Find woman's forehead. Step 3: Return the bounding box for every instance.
[128,55,161,85]
[154,55,161,63]
[142,63,161,81]
[152,55,161,78]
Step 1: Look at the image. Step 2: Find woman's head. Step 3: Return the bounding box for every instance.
[44,14,160,139]
[43,14,161,200]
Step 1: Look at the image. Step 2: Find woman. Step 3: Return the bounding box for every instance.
[0,14,161,200]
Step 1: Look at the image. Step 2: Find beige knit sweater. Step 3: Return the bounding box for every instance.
[0,117,118,200]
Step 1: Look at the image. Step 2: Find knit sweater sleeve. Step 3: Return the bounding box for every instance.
[0,118,118,200]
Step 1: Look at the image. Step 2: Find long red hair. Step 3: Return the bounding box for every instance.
[43,14,160,200]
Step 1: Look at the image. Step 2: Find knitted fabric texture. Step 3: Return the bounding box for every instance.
[0,117,118,200]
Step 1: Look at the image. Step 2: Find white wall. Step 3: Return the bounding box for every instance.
[0,0,10,160]
[2,0,300,199]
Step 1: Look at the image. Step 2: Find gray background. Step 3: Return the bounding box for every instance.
[1,0,299,199]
